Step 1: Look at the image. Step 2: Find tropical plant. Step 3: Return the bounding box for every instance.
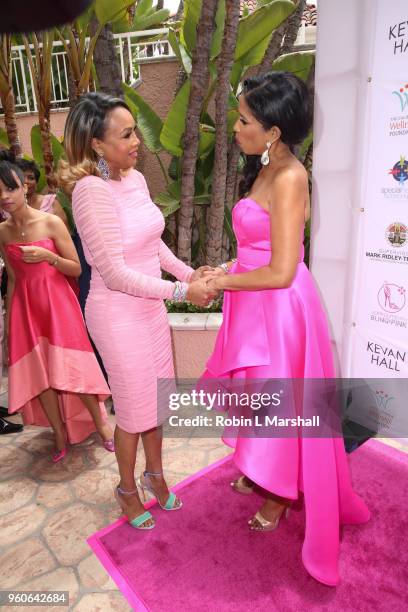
[0,34,21,157]
[22,31,57,190]
[56,0,136,99]
[124,0,311,267]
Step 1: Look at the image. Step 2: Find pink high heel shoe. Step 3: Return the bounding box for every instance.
[103,438,115,452]
[51,448,67,463]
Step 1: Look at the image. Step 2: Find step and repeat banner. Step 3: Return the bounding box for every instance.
[311,0,408,437]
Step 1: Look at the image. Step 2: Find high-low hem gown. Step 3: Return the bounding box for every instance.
[6,238,110,444]
[200,197,370,586]
[72,170,193,434]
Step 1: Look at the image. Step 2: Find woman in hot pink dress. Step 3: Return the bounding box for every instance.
[59,92,214,530]
[0,160,113,461]
[203,73,370,586]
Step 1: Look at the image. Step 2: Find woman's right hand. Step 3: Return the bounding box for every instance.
[187,279,218,307]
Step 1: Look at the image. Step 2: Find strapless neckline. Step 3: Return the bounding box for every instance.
[239,197,269,214]
[4,238,55,248]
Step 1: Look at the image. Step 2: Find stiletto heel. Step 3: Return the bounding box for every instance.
[51,448,67,463]
[137,471,182,511]
[114,486,155,530]
[249,505,290,532]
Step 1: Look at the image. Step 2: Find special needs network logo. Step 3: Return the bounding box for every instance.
[380,155,408,199]
[389,155,408,184]
[365,221,408,266]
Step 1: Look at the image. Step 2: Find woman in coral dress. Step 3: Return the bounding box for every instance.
[203,72,370,586]
[59,92,214,530]
[0,160,114,461]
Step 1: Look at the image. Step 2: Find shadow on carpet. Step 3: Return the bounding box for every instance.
[88,440,408,611]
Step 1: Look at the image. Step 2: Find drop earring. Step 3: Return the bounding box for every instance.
[261,141,272,166]
[97,153,110,181]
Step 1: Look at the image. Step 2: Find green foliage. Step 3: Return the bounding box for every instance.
[166,299,223,313]
[94,0,136,26]
[30,125,65,192]
[123,83,163,152]
[112,0,170,33]
[271,50,314,81]
[0,127,9,147]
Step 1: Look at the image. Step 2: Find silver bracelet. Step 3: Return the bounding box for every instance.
[173,281,188,302]
[218,258,237,274]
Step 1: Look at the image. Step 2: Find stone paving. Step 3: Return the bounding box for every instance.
[0,379,230,612]
[1,378,407,611]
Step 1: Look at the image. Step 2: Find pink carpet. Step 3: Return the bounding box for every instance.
[88,440,408,611]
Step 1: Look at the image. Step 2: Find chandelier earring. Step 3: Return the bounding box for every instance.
[97,152,110,181]
[261,141,272,166]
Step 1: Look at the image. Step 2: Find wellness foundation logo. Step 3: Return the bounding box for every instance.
[389,84,408,136]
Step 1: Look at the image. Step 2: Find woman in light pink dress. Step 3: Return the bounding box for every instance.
[203,73,370,585]
[59,92,215,530]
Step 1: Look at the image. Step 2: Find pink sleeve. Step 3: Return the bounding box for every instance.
[158,240,194,282]
[132,170,194,282]
[72,176,175,299]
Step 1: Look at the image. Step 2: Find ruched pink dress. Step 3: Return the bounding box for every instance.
[201,197,370,586]
[72,170,193,433]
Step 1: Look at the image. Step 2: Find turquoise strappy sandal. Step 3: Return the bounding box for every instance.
[137,471,182,511]
[114,485,155,529]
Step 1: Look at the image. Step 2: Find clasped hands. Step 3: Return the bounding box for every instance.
[186,265,227,307]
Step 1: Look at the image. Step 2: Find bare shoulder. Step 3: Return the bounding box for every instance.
[45,211,67,235]
[273,160,308,191]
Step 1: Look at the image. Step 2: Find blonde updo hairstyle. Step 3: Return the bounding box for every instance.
[58,92,130,194]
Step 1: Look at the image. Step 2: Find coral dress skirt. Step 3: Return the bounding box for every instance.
[6,238,110,443]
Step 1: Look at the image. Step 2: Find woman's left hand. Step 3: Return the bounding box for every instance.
[205,273,225,293]
[20,245,54,264]
[190,265,216,282]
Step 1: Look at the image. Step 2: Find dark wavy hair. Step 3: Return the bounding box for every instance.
[238,71,312,198]
[15,158,41,182]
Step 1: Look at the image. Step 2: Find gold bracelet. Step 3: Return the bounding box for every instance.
[52,256,59,267]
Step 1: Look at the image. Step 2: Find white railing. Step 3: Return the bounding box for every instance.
[2,24,316,117]
[2,28,175,115]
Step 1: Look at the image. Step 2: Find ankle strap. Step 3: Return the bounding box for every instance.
[144,470,163,477]
[117,486,138,495]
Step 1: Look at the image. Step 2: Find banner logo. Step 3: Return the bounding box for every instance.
[377,282,406,313]
[389,155,408,184]
[386,222,407,247]
[392,84,408,112]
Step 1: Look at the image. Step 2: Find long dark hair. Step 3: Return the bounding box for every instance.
[238,71,312,197]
